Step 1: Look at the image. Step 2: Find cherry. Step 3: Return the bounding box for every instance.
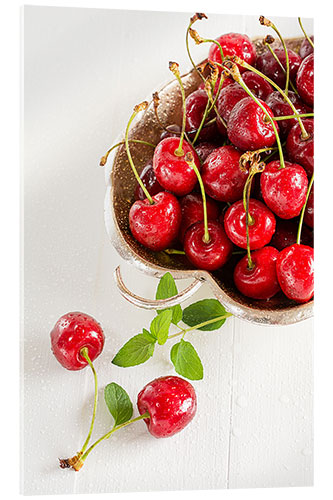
[134,161,163,200]
[194,141,218,163]
[184,220,233,271]
[185,89,219,142]
[224,199,276,250]
[208,32,256,73]
[304,184,314,228]
[265,90,309,137]
[260,161,308,219]
[256,48,302,89]
[299,35,314,59]
[153,137,201,196]
[227,97,278,151]
[201,145,248,203]
[159,124,181,141]
[234,246,281,300]
[286,118,314,177]
[242,70,274,100]
[276,244,314,303]
[50,312,105,371]
[296,53,314,107]
[179,192,219,242]
[137,376,197,438]
[129,191,181,251]
[216,82,247,123]
[270,218,313,250]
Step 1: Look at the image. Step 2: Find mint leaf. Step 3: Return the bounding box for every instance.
[112,334,155,367]
[182,299,228,331]
[170,339,203,380]
[150,309,172,345]
[142,327,157,342]
[156,272,183,325]
[104,382,133,426]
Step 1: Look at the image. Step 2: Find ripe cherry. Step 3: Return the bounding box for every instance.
[241,70,274,100]
[286,118,314,177]
[304,184,314,228]
[184,220,233,271]
[208,32,256,73]
[137,376,197,438]
[270,218,313,250]
[159,124,181,141]
[179,192,219,243]
[201,145,248,203]
[224,199,276,250]
[194,142,218,163]
[296,53,314,107]
[227,97,278,151]
[299,36,314,59]
[260,161,308,219]
[50,312,105,371]
[234,246,281,300]
[256,48,302,89]
[129,191,181,251]
[185,89,219,142]
[276,244,314,303]
[216,82,247,124]
[265,90,309,137]
[134,161,163,200]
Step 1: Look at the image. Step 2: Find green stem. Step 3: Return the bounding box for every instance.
[245,174,255,270]
[265,44,298,94]
[100,139,156,166]
[298,17,314,49]
[186,26,206,84]
[192,97,211,145]
[273,113,314,121]
[79,348,98,454]
[125,104,154,204]
[168,313,232,339]
[170,63,187,156]
[296,173,314,245]
[164,249,186,255]
[185,153,210,243]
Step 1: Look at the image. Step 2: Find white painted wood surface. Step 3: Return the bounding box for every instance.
[22,6,313,494]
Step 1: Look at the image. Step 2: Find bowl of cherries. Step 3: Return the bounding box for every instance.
[103,14,314,325]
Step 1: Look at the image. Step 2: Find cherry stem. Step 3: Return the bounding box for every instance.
[192,97,211,145]
[185,152,210,243]
[260,17,290,93]
[168,313,232,339]
[125,103,154,204]
[222,58,310,141]
[100,139,156,167]
[164,249,186,255]
[298,17,314,49]
[272,113,314,121]
[79,348,98,454]
[73,412,151,471]
[296,173,314,245]
[185,14,208,84]
[169,62,187,156]
[264,43,298,94]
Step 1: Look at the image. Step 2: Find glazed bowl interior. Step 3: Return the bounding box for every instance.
[106,37,313,325]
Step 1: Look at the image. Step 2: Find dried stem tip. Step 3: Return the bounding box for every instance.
[169,61,180,77]
[259,16,273,27]
[264,34,275,44]
[134,101,148,113]
[190,12,208,24]
[222,59,242,82]
[152,92,160,109]
[185,151,194,164]
[188,27,204,45]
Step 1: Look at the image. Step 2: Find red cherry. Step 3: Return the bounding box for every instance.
[265,90,309,137]
[134,161,163,200]
[137,376,197,438]
[260,161,308,219]
[296,53,314,107]
[256,48,302,89]
[194,142,218,163]
[276,244,314,303]
[184,220,233,271]
[270,218,313,250]
[216,82,247,124]
[224,199,276,249]
[304,184,314,228]
[153,137,201,196]
[286,119,314,177]
[185,89,219,142]
[299,36,314,59]
[234,246,281,299]
[208,33,256,73]
[242,70,274,100]
[159,124,181,141]
[227,97,278,151]
[50,312,105,371]
[179,193,219,242]
[201,145,248,203]
[129,191,181,251]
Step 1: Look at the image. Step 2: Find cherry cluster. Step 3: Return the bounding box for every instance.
[103,15,314,304]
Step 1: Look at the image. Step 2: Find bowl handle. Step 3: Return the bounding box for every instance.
[114,266,203,310]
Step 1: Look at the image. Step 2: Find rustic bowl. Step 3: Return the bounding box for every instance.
[104,37,313,325]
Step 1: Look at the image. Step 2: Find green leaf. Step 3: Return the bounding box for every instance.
[150,309,172,345]
[142,327,156,342]
[170,339,203,380]
[104,382,133,426]
[112,334,156,367]
[156,272,183,325]
[182,299,228,331]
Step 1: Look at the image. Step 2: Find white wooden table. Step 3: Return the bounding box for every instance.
[23,6,313,494]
